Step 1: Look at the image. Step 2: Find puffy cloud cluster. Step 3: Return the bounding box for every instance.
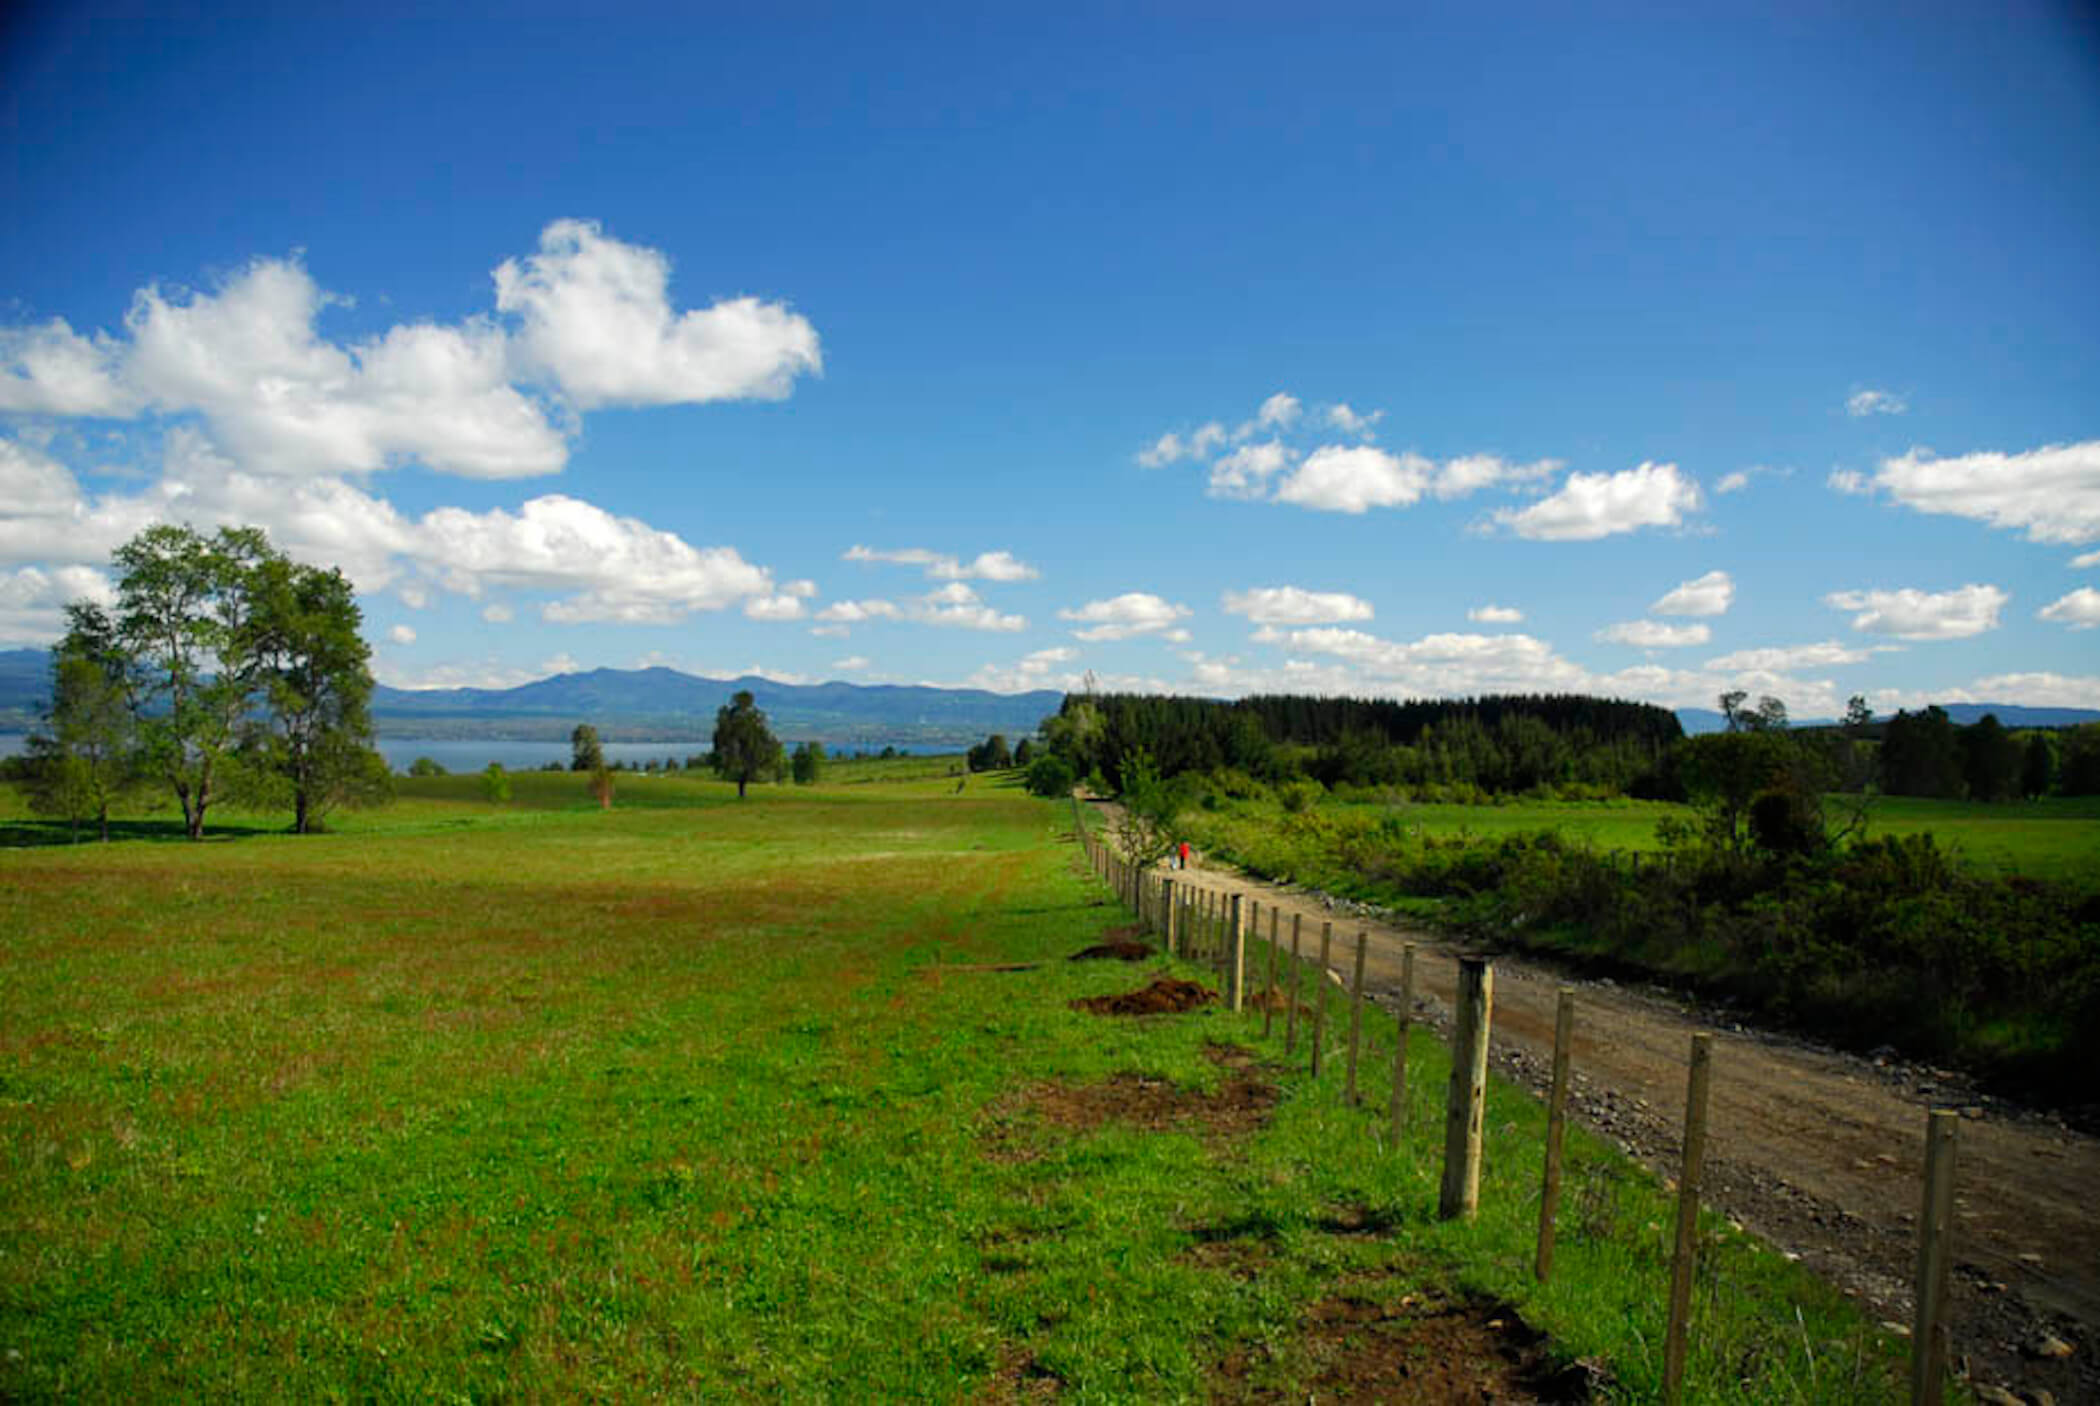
[1058,592,1191,642]
[1651,569,1734,617]
[1221,585,1374,626]
[843,545,1039,581]
[495,220,820,409]
[1,220,819,481]
[1492,462,1702,540]
[816,582,1025,633]
[0,564,114,645]
[1854,440,2100,547]
[1595,620,1711,649]
[1845,388,1907,417]
[2038,587,2100,630]
[1824,584,2008,640]
[0,222,827,637]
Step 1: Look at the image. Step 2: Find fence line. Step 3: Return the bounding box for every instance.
[1066,798,1959,1399]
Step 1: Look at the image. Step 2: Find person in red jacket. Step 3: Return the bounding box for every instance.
[1177,840,1190,870]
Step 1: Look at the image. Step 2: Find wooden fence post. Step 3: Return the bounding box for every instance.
[1390,942,1415,1145]
[1910,1110,1960,1406]
[1310,921,1333,1077]
[1438,956,1493,1221]
[1535,987,1576,1282]
[1226,894,1246,1012]
[1160,877,1176,956]
[1263,907,1280,1039]
[1662,1032,1713,1405]
[1285,915,1304,1055]
[1344,931,1368,1105]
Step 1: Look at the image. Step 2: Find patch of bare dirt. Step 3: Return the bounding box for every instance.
[1070,977,1216,1016]
[1216,1276,1596,1404]
[982,1060,1279,1162]
[979,1345,1063,1402]
[1068,940,1154,962]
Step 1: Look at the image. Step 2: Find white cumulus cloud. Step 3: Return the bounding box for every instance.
[1493,461,1702,540]
[1596,620,1711,649]
[1705,641,1876,672]
[1207,441,1295,500]
[387,624,416,645]
[494,218,820,408]
[814,584,1022,632]
[2038,587,2100,630]
[1275,445,1430,514]
[1651,569,1734,617]
[1430,454,1561,500]
[1058,592,1192,641]
[1824,584,2008,640]
[1846,388,1907,417]
[1861,441,2100,546]
[1221,585,1374,626]
[1467,604,1524,624]
[843,545,1039,581]
[0,564,114,645]
[0,318,136,415]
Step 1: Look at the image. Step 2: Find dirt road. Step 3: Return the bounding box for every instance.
[1150,854,2097,1402]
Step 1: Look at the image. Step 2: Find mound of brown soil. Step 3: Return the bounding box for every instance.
[1218,1279,1596,1403]
[1068,940,1154,962]
[984,1068,1279,1162]
[1070,977,1217,1016]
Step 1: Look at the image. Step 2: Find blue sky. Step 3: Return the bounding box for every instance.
[4,2,2097,717]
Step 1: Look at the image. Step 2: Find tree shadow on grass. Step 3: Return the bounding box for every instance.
[0,816,288,848]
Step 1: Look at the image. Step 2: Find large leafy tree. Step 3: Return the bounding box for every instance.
[108,524,276,840]
[25,606,142,841]
[245,555,389,833]
[712,690,782,798]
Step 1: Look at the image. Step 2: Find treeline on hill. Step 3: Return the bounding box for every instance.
[1035,691,1685,799]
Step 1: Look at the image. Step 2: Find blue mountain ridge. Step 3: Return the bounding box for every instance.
[3,649,2094,744]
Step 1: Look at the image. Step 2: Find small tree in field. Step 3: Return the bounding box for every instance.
[587,763,615,810]
[790,740,825,784]
[480,762,512,805]
[26,609,142,841]
[712,691,783,798]
[571,724,605,773]
[1107,746,1179,871]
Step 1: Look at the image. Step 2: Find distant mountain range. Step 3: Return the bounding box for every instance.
[3,647,2094,747]
[366,667,1064,747]
[1674,703,2100,734]
[0,649,1060,749]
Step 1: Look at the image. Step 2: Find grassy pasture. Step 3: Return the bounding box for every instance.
[1225,793,2100,881]
[3,778,1901,1399]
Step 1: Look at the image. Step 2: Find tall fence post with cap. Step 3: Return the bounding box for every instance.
[1285,915,1304,1056]
[1910,1110,1960,1406]
[1438,956,1493,1221]
[1263,907,1280,1039]
[1309,921,1333,1077]
[1390,942,1415,1145]
[1344,931,1368,1105]
[1663,1032,1713,1405]
[1535,987,1576,1282]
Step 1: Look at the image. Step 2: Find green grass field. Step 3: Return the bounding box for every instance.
[1221,792,2100,882]
[3,777,1905,1399]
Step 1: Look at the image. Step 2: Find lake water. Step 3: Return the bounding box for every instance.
[0,733,945,772]
[0,733,696,773]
